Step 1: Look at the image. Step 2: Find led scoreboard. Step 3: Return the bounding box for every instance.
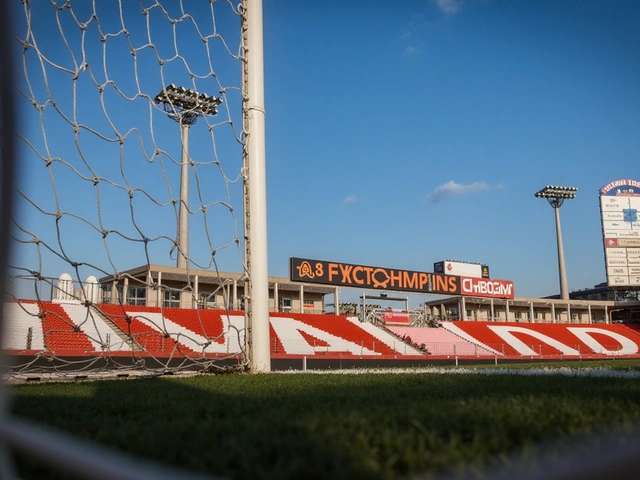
[600,179,640,287]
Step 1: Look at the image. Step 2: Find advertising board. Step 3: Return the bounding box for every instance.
[290,258,461,295]
[434,260,490,278]
[382,311,411,325]
[600,179,640,287]
[459,277,515,299]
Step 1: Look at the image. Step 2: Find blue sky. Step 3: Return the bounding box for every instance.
[262,0,639,301]
[10,0,640,304]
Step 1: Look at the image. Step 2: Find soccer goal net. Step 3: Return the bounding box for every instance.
[2,0,270,379]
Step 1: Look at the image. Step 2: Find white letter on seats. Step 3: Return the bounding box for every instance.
[567,328,639,355]
[488,326,580,356]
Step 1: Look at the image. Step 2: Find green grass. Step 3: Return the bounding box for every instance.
[8,360,640,480]
[446,358,640,371]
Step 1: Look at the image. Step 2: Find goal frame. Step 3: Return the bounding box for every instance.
[0,0,269,477]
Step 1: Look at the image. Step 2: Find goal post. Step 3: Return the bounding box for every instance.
[3,0,270,377]
[1,0,270,477]
[243,0,271,373]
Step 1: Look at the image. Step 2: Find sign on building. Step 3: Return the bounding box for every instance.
[434,260,490,278]
[290,258,461,295]
[600,179,640,287]
[459,277,515,299]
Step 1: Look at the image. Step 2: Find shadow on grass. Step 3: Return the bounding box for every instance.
[8,372,640,480]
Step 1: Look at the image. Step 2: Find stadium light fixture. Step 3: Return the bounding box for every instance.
[154,84,222,270]
[154,84,222,126]
[535,185,578,301]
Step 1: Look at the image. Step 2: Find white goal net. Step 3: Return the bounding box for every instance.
[2,0,269,378]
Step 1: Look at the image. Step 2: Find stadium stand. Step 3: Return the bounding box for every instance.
[162,308,226,344]
[60,303,132,352]
[97,304,200,356]
[351,317,424,355]
[387,325,496,356]
[269,313,423,356]
[39,301,96,354]
[270,313,389,356]
[450,321,640,357]
[1,301,45,351]
[4,301,640,361]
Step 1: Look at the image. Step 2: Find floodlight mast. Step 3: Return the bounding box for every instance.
[154,85,222,269]
[535,185,577,301]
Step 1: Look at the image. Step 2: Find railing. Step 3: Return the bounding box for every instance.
[364,308,429,327]
[268,338,639,360]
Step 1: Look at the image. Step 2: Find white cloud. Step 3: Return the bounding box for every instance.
[396,14,425,56]
[343,194,357,205]
[401,30,414,41]
[425,180,490,203]
[433,0,464,15]
[404,45,421,56]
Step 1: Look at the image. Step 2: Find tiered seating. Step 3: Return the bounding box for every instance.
[446,322,576,356]
[162,308,226,344]
[450,322,640,357]
[61,303,132,352]
[97,304,199,356]
[620,324,640,339]
[7,299,640,360]
[351,318,423,355]
[269,314,365,355]
[1,301,45,351]
[269,322,286,354]
[270,313,423,356]
[387,326,496,356]
[38,301,95,354]
[125,310,217,354]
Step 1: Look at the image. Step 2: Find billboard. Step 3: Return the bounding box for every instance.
[382,311,411,325]
[600,179,640,287]
[460,277,515,299]
[434,260,490,278]
[290,257,461,295]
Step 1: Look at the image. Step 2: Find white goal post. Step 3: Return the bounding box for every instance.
[1,0,268,477]
[2,0,270,377]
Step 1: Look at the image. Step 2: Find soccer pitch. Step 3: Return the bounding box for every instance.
[8,360,640,480]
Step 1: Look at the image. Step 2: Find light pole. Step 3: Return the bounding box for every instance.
[154,84,222,269]
[535,185,577,300]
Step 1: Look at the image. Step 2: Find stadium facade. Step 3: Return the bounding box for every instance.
[90,264,640,325]
[423,285,640,325]
[96,264,336,314]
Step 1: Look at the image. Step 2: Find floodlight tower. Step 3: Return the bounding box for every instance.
[154,84,222,269]
[535,185,578,300]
